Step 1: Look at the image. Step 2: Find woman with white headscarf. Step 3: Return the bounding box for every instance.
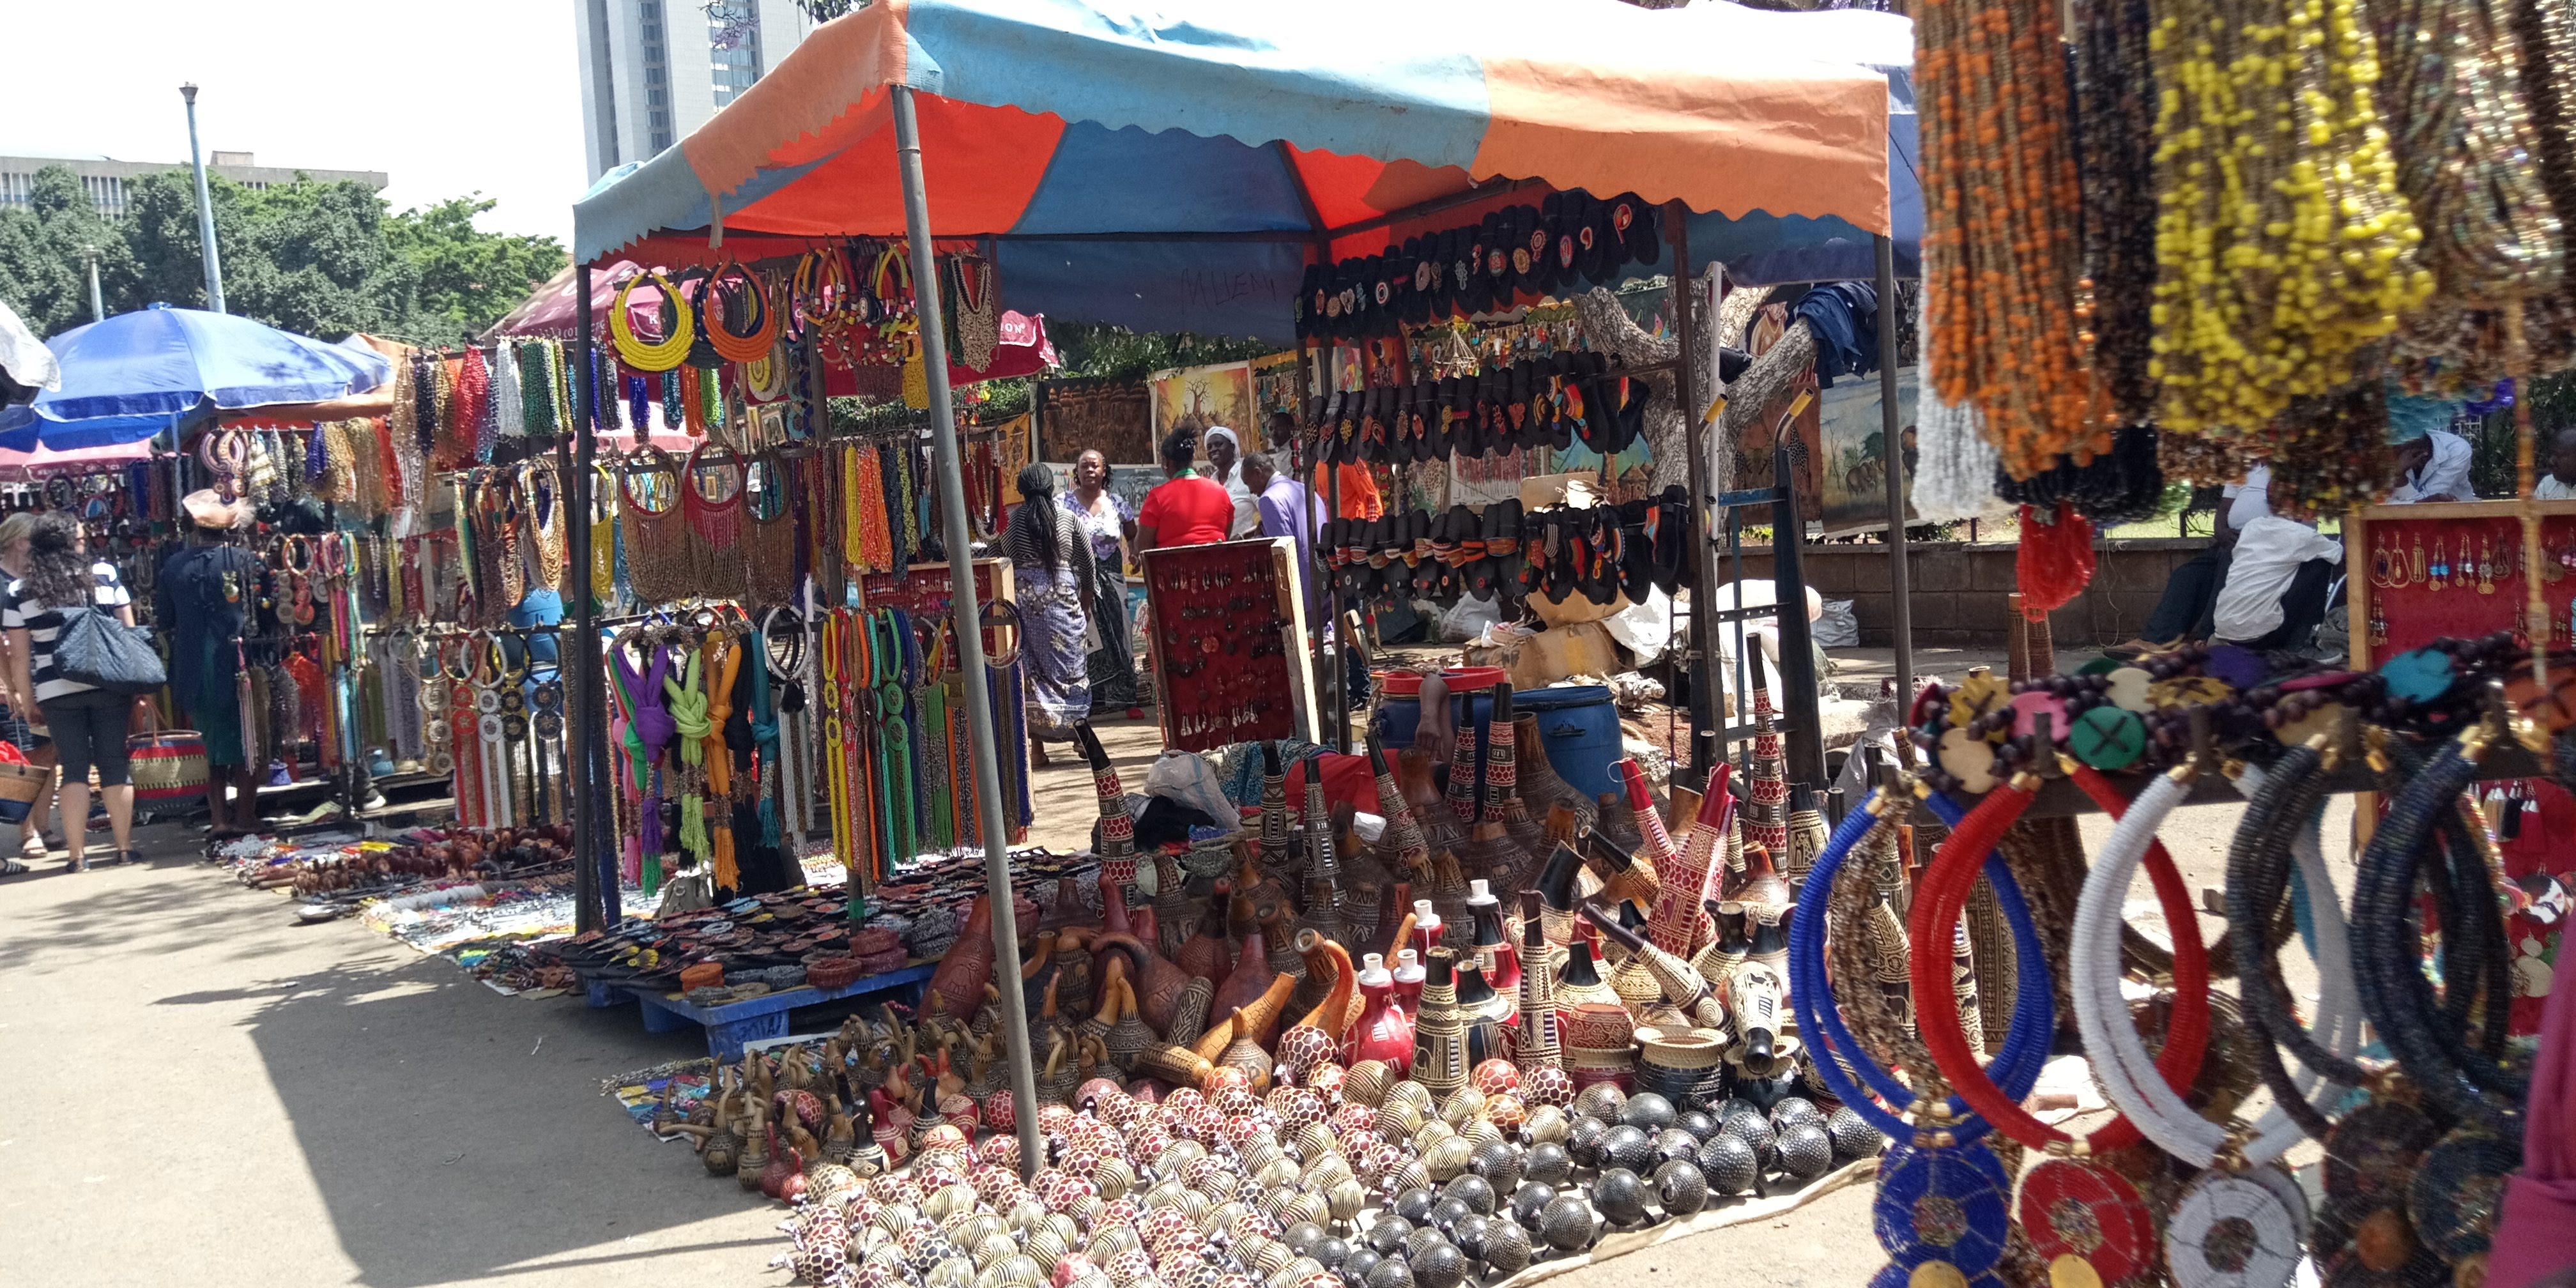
[1202,425,1261,537]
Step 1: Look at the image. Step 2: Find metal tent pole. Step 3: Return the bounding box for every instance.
[1874,235,1912,709]
[893,84,1044,1179]
[572,263,606,933]
[1667,204,1717,781]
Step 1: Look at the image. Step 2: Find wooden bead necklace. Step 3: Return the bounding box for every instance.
[1919,0,2106,479]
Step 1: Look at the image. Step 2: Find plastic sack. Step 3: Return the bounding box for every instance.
[1439,592,1503,643]
[1602,585,1675,664]
[1815,599,1860,648]
[1144,748,1240,831]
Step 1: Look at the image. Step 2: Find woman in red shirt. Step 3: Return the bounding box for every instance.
[1135,429,1236,549]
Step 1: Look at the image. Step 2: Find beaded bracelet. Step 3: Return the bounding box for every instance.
[1908,767,2200,1156]
[2224,745,2373,1095]
[1788,786,2053,1143]
[2351,736,2527,1127]
[2082,760,2357,1168]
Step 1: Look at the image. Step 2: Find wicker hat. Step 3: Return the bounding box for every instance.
[181,489,250,531]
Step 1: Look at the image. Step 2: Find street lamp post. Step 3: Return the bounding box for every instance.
[178,83,226,314]
[80,245,103,323]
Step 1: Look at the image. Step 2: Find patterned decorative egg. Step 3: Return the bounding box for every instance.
[1469,1059,1521,1098]
[1440,1088,1486,1126]
[1402,1225,1453,1262]
[1306,1064,1348,1103]
[1509,1181,1557,1229]
[1333,1102,1379,1138]
[1275,1028,1337,1083]
[1519,1065,1575,1109]
[792,1241,845,1285]
[1309,1235,1351,1271]
[1361,1255,1413,1288]
[1537,1194,1597,1250]
[1203,1067,1254,1097]
[1591,1167,1650,1227]
[1571,1083,1627,1122]
[1768,1096,1821,1130]
[1406,1239,1466,1288]
[1091,1157,1138,1202]
[1385,1080,1435,1115]
[1652,1126,1701,1164]
[878,1204,926,1239]
[1341,1062,1393,1108]
[1566,1116,1611,1169]
[1326,1177,1368,1224]
[1774,1123,1833,1181]
[1479,1219,1533,1276]
[1212,1085,1262,1119]
[1104,1250,1155,1285]
[1271,1259,1326,1288]
[1441,1174,1497,1217]
[1340,1248,1381,1288]
[1825,1106,1883,1161]
[1694,1133,1760,1195]
[1617,1092,1677,1134]
[1096,1197,1142,1232]
[1256,1157,1302,1191]
[1391,1189,1438,1227]
[1478,1094,1526,1137]
[1713,1098,1763,1126]
[1422,1136,1476,1184]
[1522,1103,1570,1147]
[1673,1109,1719,1143]
[1655,1159,1710,1216]
[1468,1140,1523,1193]
[1373,1100,1426,1142]
[1599,1124,1657,1174]
[1424,1198,1475,1236]
[1363,1216,1414,1257]
[1715,1112,1775,1167]
[1523,1141,1574,1188]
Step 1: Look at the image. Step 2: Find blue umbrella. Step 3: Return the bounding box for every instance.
[0,303,391,451]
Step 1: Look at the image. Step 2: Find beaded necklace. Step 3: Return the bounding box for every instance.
[520,461,567,595]
[590,463,618,607]
[610,270,696,372]
[744,450,798,608]
[682,444,747,602]
[703,260,779,365]
[820,610,858,875]
[1917,0,2104,479]
[701,627,742,891]
[1791,785,2051,1285]
[2147,0,2432,440]
[621,448,694,604]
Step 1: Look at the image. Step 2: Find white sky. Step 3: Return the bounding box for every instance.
[1,0,585,245]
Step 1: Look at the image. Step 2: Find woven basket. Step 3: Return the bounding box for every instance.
[129,730,208,803]
[0,759,48,824]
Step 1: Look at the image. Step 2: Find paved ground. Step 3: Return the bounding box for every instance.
[0,706,2342,1287]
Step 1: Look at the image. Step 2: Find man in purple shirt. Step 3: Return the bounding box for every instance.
[1241,452,1325,626]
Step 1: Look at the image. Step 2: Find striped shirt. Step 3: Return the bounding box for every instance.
[3,562,134,702]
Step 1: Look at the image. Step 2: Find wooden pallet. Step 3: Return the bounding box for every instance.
[593,962,937,1058]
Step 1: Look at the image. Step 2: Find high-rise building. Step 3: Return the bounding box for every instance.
[0,151,387,220]
[574,0,817,182]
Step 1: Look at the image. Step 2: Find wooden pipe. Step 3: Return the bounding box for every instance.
[1090,931,1192,1035]
[1195,966,1297,1061]
[1292,930,1362,1037]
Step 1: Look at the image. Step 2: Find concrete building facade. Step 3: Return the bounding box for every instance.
[573,0,816,182]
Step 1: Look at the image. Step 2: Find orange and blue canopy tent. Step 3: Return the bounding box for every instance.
[561,0,1912,1157]
[572,0,1905,339]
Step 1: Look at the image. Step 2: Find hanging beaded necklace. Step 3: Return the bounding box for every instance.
[621,447,694,604]
[1917,0,2104,479]
[519,461,567,595]
[610,270,696,372]
[744,450,799,608]
[947,253,1000,374]
[682,443,748,602]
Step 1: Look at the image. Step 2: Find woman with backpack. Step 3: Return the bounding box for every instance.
[3,512,139,870]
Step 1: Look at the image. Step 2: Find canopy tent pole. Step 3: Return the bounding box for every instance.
[1873,234,1912,709]
[1668,204,1718,782]
[893,83,1045,1179]
[572,263,607,933]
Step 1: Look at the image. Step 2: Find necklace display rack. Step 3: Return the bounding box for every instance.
[1138,536,1323,754]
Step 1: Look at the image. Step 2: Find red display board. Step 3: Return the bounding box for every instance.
[2350,500,2576,1033]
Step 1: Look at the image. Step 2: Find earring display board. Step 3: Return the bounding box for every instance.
[1140,536,1320,753]
[2346,500,2576,658]
[2345,496,2576,1036]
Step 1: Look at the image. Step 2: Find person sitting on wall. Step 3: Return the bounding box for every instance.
[2108,463,2274,657]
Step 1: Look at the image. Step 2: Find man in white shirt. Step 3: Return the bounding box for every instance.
[2535,429,2576,499]
[2388,427,2474,503]
[2110,464,2268,656]
[1202,425,1261,538]
[2210,516,2342,648]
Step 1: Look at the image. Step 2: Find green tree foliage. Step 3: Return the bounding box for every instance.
[0,163,565,347]
[387,195,570,346]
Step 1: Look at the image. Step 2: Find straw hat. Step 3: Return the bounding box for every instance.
[181,489,250,531]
